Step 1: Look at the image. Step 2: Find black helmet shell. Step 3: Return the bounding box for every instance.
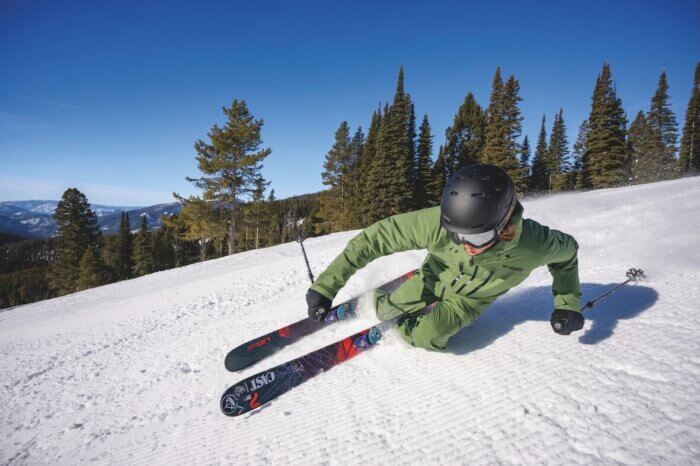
[440,164,516,234]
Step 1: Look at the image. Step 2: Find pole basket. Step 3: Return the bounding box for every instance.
[626,268,646,281]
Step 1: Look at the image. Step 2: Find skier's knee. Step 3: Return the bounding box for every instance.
[374,291,403,321]
[398,316,450,351]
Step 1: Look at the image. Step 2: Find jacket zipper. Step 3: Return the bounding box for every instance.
[464,269,495,297]
[455,263,478,294]
[450,262,464,288]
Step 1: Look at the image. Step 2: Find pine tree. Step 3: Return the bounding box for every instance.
[376,67,414,216]
[571,119,590,189]
[483,68,506,166]
[49,188,101,295]
[161,214,199,267]
[407,103,417,205]
[265,189,281,245]
[347,126,366,227]
[132,216,154,276]
[414,115,434,208]
[483,69,524,189]
[647,71,678,165]
[186,100,271,255]
[582,63,628,188]
[530,115,549,192]
[548,110,570,191]
[251,176,270,248]
[152,224,175,271]
[318,121,354,232]
[679,62,700,173]
[359,109,383,224]
[76,246,107,291]
[115,212,133,279]
[502,75,525,189]
[519,135,531,181]
[100,234,118,283]
[627,110,668,184]
[426,146,448,206]
[167,196,228,261]
[444,92,487,172]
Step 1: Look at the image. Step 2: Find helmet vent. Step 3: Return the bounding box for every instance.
[471,192,486,198]
[478,176,491,181]
[450,191,459,196]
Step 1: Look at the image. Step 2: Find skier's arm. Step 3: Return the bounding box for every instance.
[310,208,439,301]
[540,226,581,312]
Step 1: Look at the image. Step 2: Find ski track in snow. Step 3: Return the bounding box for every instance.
[1,177,699,465]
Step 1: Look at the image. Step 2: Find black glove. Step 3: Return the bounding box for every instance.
[550,309,585,335]
[306,288,332,321]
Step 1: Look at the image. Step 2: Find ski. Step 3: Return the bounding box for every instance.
[220,322,390,417]
[224,270,416,372]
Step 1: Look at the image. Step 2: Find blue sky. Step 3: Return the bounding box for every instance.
[1,0,698,205]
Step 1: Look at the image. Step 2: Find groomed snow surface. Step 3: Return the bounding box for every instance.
[1,177,699,465]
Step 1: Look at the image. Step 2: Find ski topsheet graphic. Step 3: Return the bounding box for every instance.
[224,270,416,371]
[221,323,387,417]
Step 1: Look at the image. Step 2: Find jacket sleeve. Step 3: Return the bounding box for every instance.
[310,208,439,300]
[540,226,581,312]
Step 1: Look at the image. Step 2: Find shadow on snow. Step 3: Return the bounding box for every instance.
[447,281,658,354]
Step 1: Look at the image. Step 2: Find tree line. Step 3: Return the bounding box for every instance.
[316,62,699,231]
[1,62,698,308]
[0,187,318,308]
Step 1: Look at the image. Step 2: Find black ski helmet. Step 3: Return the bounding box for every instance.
[440,164,517,247]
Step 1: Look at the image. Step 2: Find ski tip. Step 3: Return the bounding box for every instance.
[225,343,285,371]
[225,352,255,372]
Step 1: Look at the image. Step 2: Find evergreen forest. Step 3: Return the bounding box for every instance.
[2,63,699,309]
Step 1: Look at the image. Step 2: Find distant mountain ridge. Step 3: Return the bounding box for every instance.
[98,203,181,234]
[1,200,142,217]
[0,200,181,239]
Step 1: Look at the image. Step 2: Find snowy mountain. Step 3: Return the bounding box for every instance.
[96,203,182,233]
[1,200,60,215]
[0,200,141,217]
[0,204,56,238]
[0,201,180,238]
[0,177,698,464]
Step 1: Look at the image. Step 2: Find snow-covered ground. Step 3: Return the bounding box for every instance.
[1,177,699,465]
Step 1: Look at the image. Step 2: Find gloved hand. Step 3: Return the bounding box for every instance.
[306,288,332,321]
[550,309,585,335]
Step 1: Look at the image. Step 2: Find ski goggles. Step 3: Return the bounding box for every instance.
[447,229,500,248]
[447,199,517,248]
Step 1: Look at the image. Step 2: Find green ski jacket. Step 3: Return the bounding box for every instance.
[310,202,581,350]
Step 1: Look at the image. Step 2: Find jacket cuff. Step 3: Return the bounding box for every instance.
[553,292,581,312]
[309,283,335,302]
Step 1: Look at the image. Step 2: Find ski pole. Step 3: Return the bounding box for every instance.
[294,219,315,284]
[579,267,645,313]
[551,268,645,334]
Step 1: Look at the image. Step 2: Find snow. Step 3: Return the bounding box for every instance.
[17,201,57,215]
[19,217,43,226]
[91,208,115,217]
[1,177,699,465]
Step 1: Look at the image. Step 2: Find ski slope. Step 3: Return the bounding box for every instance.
[1,177,699,465]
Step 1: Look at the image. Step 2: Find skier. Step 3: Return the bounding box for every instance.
[305,163,584,351]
